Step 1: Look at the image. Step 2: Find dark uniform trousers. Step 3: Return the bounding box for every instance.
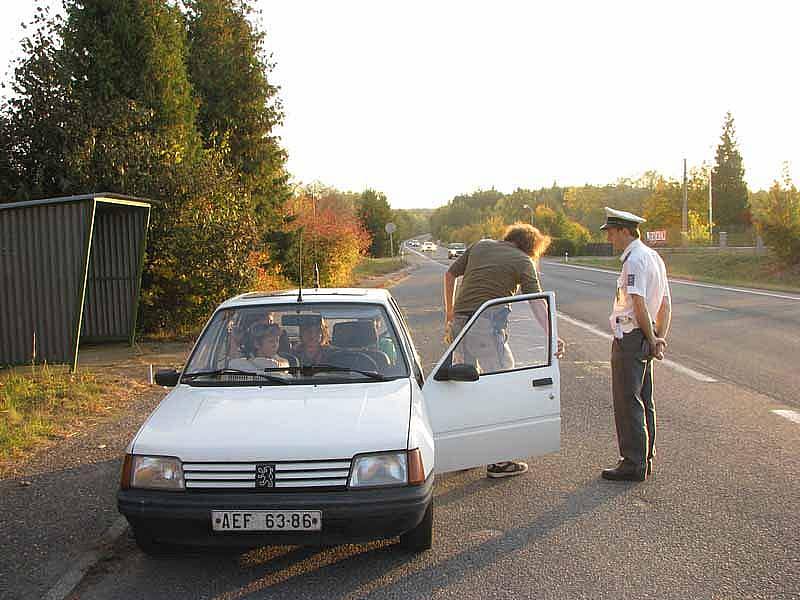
[611,329,655,468]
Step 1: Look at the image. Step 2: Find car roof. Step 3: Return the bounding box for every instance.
[219,288,393,309]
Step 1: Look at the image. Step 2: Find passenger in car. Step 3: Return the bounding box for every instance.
[230,323,290,370]
[293,317,333,366]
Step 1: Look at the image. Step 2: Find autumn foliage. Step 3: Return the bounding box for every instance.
[281,192,372,288]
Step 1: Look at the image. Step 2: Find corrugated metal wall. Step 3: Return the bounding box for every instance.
[82,205,147,341]
[0,200,93,364]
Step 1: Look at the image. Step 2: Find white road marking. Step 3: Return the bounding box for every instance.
[696,304,730,312]
[557,313,718,383]
[772,409,800,424]
[545,261,800,301]
[575,279,597,286]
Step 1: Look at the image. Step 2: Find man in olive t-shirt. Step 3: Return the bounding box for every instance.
[442,224,563,479]
[448,238,542,317]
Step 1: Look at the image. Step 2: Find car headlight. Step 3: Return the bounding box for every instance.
[122,455,184,491]
[349,452,408,488]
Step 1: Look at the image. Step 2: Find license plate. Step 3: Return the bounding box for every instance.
[211,510,322,532]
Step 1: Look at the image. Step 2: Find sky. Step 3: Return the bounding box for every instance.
[1,1,798,209]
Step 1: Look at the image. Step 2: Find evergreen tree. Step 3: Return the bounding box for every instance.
[0,4,72,199]
[711,111,749,229]
[185,0,288,223]
[64,0,199,154]
[0,0,265,333]
[358,189,393,257]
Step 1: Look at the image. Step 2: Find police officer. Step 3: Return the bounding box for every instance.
[600,207,672,481]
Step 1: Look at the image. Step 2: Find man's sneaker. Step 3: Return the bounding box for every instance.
[487,461,529,478]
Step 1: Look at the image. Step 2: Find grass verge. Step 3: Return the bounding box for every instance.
[350,256,408,282]
[0,365,114,465]
[565,253,800,293]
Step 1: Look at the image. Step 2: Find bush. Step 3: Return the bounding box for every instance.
[757,181,800,266]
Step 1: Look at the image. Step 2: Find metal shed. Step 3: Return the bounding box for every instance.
[0,193,152,370]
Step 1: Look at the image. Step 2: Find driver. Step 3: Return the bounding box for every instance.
[293,316,332,366]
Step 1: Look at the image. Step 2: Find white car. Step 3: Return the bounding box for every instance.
[447,243,467,259]
[407,240,420,248]
[118,288,560,554]
[421,241,436,252]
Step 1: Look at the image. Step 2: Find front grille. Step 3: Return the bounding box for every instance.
[182,460,352,490]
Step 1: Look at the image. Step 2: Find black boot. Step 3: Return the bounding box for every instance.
[602,460,646,481]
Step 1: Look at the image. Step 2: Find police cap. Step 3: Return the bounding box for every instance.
[599,206,647,230]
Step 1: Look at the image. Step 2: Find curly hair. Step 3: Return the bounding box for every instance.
[503,222,551,259]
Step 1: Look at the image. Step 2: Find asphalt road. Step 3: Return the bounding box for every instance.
[68,246,799,600]
[538,257,800,408]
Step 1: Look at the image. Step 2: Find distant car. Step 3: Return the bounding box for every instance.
[421,241,436,252]
[117,288,561,555]
[447,243,466,260]
[407,240,420,248]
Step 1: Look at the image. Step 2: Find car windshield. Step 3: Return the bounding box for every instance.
[182,302,409,385]
[448,243,465,249]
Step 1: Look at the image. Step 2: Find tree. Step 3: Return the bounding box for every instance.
[358,189,393,257]
[282,190,371,286]
[391,209,428,249]
[755,163,800,266]
[62,0,200,155]
[1,0,272,334]
[0,3,72,199]
[0,0,202,200]
[185,0,288,225]
[711,112,749,229]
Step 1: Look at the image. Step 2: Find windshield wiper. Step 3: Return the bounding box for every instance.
[300,364,388,381]
[182,368,289,384]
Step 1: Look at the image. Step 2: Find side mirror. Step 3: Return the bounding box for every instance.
[155,368,180,387]
[434,363,479,382]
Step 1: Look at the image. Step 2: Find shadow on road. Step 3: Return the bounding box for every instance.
[185,477,631,600]
[348,477,631,600]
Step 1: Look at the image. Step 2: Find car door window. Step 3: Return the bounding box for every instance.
[449,297,551,376]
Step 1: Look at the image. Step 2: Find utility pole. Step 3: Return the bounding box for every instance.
[708,168,713,241]
[682,158,688,239]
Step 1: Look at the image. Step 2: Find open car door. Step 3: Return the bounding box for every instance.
[423,292,560,473]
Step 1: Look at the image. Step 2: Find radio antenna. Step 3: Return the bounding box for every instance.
[312,188,320,289]
[296,226,304,303]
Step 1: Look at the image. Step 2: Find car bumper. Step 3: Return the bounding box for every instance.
[118,475,433,548]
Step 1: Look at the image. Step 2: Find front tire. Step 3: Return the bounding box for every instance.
[399,501,433,552]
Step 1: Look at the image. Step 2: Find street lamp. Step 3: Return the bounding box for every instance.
[522,204,534,226]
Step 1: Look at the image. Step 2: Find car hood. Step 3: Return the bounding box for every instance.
[132,379,411,462]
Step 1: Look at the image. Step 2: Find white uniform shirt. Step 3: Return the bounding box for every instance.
[609,239,670,338]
